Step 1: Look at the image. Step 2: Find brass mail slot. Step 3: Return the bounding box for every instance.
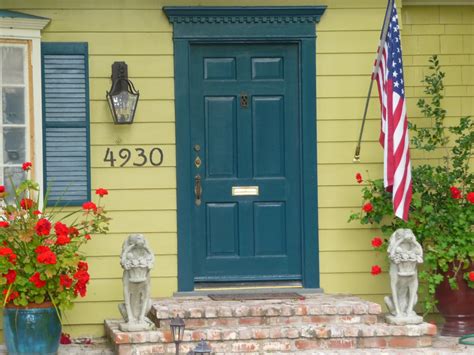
[232,186,259,196]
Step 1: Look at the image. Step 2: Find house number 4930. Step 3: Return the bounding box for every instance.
[103,147,164,167]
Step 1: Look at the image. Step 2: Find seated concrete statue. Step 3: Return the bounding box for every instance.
[119,234,155,331]
[384,228,424,325]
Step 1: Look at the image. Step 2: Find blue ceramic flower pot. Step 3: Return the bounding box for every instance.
[3,302,61,355]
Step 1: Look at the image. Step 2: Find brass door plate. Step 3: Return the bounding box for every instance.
[232,186,259,196]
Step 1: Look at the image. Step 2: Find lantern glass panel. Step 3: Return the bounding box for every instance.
[110,90,138,124]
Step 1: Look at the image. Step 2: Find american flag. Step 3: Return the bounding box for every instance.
[374,1,412,221]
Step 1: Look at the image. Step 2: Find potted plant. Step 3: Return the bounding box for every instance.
[0,162,110,354]
[349,56,474,336]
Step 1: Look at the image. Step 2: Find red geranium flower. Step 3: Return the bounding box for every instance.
[22,162,32,171]
[467,192,474,204]
[84,234,91,240]
[68,227,79,237]
[82,201,97,212]
[60,274,73,288]
[74,270,90,284]
[450,186,462,199]
[29,272,46,288]
[0,185,5,193]
[371,265,382,275]
[33,210,42,215]
[35,218,51,236]
[356,173,363,184]
[35,245,51,254]
[74,282,87,297]
[0,221,10,228]
[37,250,57,265]
[362,202,373,213]
[469,271,474,282]
[95,188,108,197]
[371,237,383,248]
[0,247,16,263]
[77,261,88,271]
[2,289,19,303]
[4,269,16,284]
[60,333,72,345]
[56,234,71,246]
[20,198,35,209]
[54,222,69,237]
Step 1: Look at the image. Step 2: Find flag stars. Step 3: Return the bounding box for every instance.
[394,81,400,88]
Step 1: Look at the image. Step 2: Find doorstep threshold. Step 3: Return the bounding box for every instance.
[174,283,324,297]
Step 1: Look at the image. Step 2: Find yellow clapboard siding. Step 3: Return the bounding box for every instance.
[401,35,441,55]
[4,0,163,9]
[319,185,375,208]
[318,139,461,164]
[319,207,372,230]
[409,54,470,66]
[319,229,384,252]
[317,98,380,120]
[316,8,387,32]
[320,273,390,295]
[317,31,380,54]
[90,189,177,210]
[317,117,460,143]
[29,9,172,32]
[318,164,383,186]
[105,210,177,233]
[81,233,176,256]
[317,75,379,98]
[42,33,173,55]
[90,55,174,78]
[90,78,174,100]
[91,145,176,168]
[7,0,387,10]
[90,122,175,145]
[75,278,177,303]
[88,256,177,279]
[90,100,175,123]
[29,8,391,33]
[92,167,176,189]
[317,53,376,76]
[403,6,440,25]
[445,25,474,36]
[320,251,388,273]
[318,142,382,164]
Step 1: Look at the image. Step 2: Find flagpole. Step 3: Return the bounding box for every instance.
[353,0,394,162]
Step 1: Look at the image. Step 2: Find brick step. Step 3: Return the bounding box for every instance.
[105,319,437,354]
[150,294,383,325]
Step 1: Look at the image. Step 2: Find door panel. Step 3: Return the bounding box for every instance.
[190,43,301,282]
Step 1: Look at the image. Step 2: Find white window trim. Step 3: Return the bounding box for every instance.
[0,14,49,204]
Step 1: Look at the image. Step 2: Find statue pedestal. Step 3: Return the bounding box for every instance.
[385,314,423,325]
[119,321,153,332]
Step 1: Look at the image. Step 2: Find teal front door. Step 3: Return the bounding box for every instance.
[190,43,302,283]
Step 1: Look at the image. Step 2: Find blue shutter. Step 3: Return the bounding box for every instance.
[41,43,91,206]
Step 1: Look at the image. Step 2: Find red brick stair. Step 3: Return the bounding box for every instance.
[105,294,437,354]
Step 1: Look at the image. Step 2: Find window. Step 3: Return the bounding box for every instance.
[1,12,90,206]
[0,41,31,194]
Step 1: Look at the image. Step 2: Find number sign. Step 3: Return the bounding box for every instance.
[103,147,164,167]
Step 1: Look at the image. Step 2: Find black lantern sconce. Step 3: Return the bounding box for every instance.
[193,339,212,355]
[170,315,185,355]
[106,61,139,124]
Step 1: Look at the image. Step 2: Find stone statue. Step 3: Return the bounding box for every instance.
[384,228,424,325]
[119,234,155,331]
